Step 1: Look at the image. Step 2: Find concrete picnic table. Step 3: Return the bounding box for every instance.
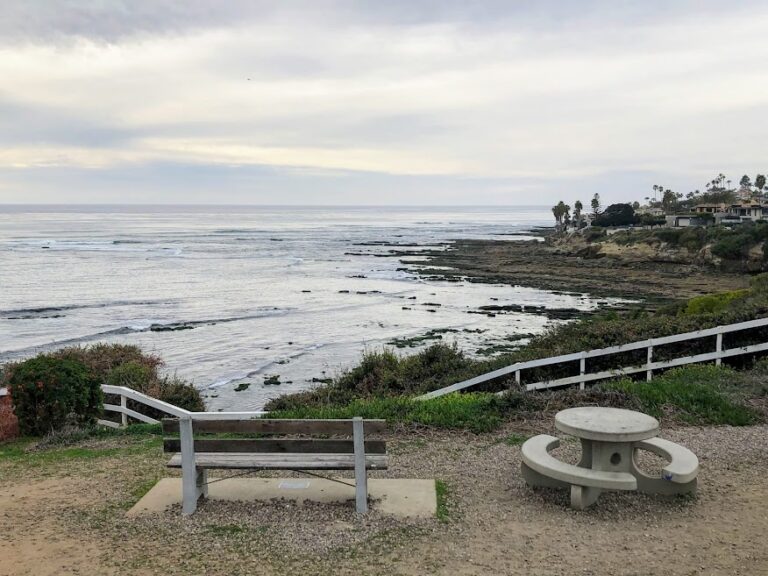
[521,407,699,509]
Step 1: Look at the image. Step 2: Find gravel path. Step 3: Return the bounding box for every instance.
[1,423,767,575]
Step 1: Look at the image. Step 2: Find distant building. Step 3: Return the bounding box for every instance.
[635,205,664,216]
[666,215,707,228]
[693,203,727,214]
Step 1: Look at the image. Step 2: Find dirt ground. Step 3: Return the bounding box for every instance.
[1,422,767,576]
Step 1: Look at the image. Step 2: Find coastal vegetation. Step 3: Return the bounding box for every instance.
[1,344,205,431]
[266,274,768,427]
[6,355,102,435]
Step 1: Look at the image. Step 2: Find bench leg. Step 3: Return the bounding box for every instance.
[521,462,570,489]
[180,417,199,516]
[353,417,368,514]
[571,485,601,510]
[578,439,593,468]
[197,469,208,499]
[632,448,697,496]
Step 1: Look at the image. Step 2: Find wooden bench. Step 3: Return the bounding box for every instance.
[162,417,388,515]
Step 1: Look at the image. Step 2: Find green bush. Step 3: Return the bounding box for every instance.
[265,344,490,411]
[682,289,749,315]
[69,345,204,412]
[603,365,759,425]
[3,345,205,422]
[7,356,103,435]
[52,343,163,382]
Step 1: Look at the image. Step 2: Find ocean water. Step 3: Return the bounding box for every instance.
[0,205,622,410]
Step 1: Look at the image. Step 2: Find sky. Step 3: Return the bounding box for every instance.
[0,0,767,205]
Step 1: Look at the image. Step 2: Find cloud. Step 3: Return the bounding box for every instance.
[0,1,767,204]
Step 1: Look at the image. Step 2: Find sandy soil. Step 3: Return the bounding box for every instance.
[1,423,767,576]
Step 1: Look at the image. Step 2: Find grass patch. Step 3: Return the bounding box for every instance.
[0,424,162,467]
[435,480,450,522]
[126,476,161,508]
[603,365,760,425]
[501,433,529,446]
[269,392,538,433]
[0,444,122,464]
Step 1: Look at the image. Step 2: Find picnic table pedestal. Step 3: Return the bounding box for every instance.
[521,407,699,510]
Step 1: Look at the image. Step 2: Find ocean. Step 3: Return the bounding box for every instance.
[0,205,622,410]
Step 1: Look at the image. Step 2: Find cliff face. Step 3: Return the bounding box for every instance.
[550,232,768,273]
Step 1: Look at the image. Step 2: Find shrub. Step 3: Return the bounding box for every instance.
[7,356,103,435]
[593,203,637,227]
[265,344,492,411]
[682,289,749,316]
[52,344,163,384]
[582,227,606,242]
[3,345,205,422]
[104,359,204,414]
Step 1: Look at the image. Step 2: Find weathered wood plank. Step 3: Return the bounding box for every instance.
[162,418,387,435]
[163,438,387,454]
[167,452,389,470]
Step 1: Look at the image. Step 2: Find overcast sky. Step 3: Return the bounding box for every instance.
[0,1,766,205]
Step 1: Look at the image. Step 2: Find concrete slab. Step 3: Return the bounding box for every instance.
[127,477,436,519]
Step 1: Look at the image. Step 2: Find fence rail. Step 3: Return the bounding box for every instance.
[99,384,266,428]
[418,317,768,400]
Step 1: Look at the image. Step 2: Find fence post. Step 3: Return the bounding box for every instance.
[515,369,521,389]
[715,332,723,366]
[352,417,368,514]
[579,353,586,390]
[646,342,654,382]
[120,394,128,428]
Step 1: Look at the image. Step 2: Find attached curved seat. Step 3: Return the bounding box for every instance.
[521,435,637,490]
[634,437,699,483]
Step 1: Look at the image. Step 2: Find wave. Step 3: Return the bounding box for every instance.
[3,238,184,255]
[0,308,292,362]
[206,343,327,389]
[0,299,172,319]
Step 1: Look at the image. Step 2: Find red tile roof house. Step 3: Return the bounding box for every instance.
[0,387,19,441]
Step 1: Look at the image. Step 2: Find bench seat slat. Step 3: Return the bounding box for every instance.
[163,438,386,454]
[162,418,387,435]
[167,452,389,470]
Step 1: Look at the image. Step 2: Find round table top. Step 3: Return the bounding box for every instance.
[555,407,660,442]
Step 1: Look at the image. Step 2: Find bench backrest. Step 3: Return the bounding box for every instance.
[161,418,387,455]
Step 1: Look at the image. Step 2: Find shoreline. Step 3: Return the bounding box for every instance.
[402,237,750,303]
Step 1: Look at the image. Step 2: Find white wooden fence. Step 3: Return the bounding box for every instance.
[418,317,768,399]
[98,384,266,428]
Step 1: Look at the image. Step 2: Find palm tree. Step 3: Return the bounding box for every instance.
[574,200,583,228]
